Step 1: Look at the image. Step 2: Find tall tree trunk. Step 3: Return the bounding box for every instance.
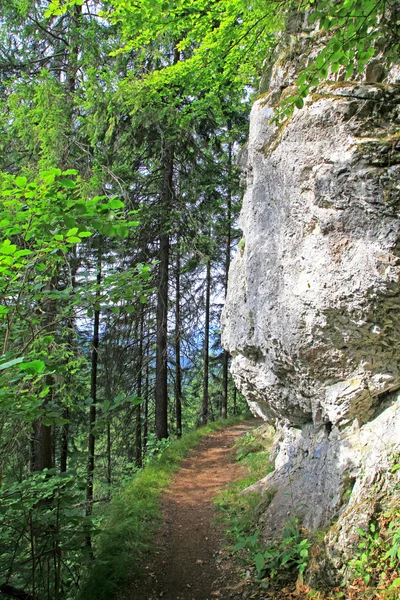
[60,408,69,473]
[135,309,144,468]
[143,345,149,454]
[155,141,174,440]
[107,422,111,493]
[86,247,102,520]
[175,248,182,438]
[202,258,211,426]
[221,142,232,420]
[33,276,57,473]
[33,414,53,471]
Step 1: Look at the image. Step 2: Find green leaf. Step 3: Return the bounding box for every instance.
[108,198,124,209]
[66,228,79,236]
[39,386,51,398]
[15,176,27,188]
[0,241,17,255]
[254,553,265,573]
[54,417,70,425]
[20,360,46,374]
[357,528,366,537]
[126,395,144,406]
[66,236,82,244]
[14,249,32,258]
[58,178,76,188]
[0,357,25,371]
[308,11,321,24]
[295,97,304,109]
[78,231,93,237]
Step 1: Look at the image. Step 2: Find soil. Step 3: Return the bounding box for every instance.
[123,419,260,600]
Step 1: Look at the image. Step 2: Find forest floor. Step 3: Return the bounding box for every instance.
[121,419,260,600]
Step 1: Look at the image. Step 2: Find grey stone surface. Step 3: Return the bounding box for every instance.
[221,33,400,570]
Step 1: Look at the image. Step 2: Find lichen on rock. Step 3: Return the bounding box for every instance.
[221,16,400,577]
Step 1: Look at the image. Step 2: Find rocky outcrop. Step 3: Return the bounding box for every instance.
[221,17,400,574]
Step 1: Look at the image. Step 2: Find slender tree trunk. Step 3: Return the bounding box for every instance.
[221,142,232,420]
[86,247,102,520]
[202,258,211,426]
[143,353,149,454]
[155,141,174,440]
[60,408,69,473]
[135,309,144,468]
[175,248,182,438]
[107,422,111,493]
[60,249,78,473]
[233,386,237,416]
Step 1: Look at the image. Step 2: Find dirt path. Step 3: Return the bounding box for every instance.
[125,419,259,600]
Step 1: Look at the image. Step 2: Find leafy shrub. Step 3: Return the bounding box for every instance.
[235,516,311,581]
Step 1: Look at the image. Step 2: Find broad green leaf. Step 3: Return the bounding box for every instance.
[58,178,76,188]
[254,553,265,573]
[0,357,25,370]
[20,360,46,374]
[66,228,79,236]
[108,198,124,209]
[15,176,27,188]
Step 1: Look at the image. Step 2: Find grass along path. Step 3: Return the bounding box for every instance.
[119,418,260,600]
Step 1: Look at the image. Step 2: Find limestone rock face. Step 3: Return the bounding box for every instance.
[221,28,400,571]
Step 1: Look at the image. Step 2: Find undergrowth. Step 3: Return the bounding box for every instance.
[79,413,251,600]
[215,430,400,600]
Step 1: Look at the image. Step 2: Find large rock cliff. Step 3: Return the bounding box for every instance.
[222,17,400,575]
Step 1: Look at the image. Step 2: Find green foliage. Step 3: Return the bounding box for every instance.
[234,430,267,461]
[346,458,400,595]
[245,517,311,580]
[0,168,151,598]
[0,470,98,599]
[277,0,399,120]
[0,169,145,421]
[350,508,400,591]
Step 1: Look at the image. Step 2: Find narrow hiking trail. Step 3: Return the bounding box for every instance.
[124,419,260,600]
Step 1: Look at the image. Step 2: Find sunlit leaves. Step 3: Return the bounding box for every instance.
[105,0,283,124]
[275,0,396,121]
